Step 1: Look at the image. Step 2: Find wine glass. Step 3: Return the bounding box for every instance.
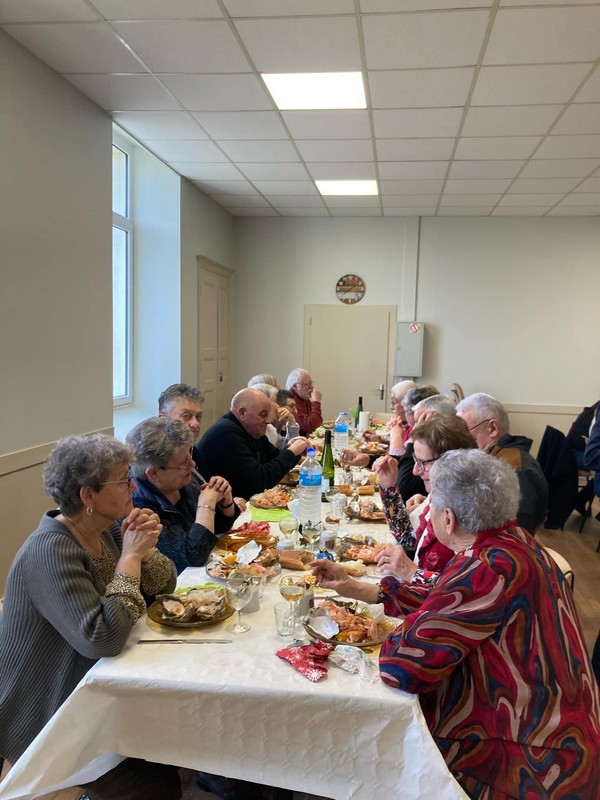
[279,516,299,545]
[301,522,321,551]
[225,574,252,633]
[279,574,306,628]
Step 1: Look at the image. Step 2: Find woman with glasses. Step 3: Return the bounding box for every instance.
[373,415,477,579]
[0,433,181,799]
[127,417,238,574]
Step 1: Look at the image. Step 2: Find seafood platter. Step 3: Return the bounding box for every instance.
[338,534,386,564]
[207,548,281,581]
[303,599,394,648]
[147,584,234,629]
[344,499,386,523]
[249,486,293,509]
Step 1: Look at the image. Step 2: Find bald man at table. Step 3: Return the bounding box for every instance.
[194,389,309,500]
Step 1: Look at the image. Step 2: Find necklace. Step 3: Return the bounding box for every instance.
[59,514,104,558]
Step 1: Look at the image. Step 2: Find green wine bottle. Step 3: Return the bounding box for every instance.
[354,396,363,428]
[320,429,335,498]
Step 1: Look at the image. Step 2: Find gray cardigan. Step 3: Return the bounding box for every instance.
[0,512,176,763]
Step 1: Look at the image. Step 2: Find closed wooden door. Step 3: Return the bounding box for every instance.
[197,258,232,429]
[304,305,396,422]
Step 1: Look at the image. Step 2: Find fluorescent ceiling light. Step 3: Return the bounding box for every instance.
[262,72,366,110]
[316,180,378,196]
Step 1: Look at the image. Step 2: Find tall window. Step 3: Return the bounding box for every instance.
[112,141,132,404]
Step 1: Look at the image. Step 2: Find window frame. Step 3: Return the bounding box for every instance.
[112,136,133,407]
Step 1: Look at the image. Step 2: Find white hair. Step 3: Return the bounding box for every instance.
[456,393,510,434]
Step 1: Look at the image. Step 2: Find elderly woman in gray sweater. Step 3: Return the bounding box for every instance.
[0,434,181,800]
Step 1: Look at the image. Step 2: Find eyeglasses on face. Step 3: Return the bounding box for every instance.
[98,476,134,488]
[468,418,493,432]
[162,449,194,471]
[414,456,439,471]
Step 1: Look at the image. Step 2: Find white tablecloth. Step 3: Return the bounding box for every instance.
[0,515,467,800]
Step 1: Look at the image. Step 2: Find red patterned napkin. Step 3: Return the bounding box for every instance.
[276,641,334,682]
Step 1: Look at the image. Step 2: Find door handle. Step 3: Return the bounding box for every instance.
[377,383,384,400]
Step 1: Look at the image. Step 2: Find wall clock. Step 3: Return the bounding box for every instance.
[336,274,366,305]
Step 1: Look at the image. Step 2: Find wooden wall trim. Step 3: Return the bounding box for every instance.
[0,428,114,477]
[504,403,580,417]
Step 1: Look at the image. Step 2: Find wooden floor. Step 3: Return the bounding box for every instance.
[4,509,598,800]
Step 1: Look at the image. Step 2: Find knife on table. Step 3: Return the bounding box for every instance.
[137,638,232,645]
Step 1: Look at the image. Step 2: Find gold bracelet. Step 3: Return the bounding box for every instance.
[197,504,216,512]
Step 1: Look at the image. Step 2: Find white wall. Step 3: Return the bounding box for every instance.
[232,217,412,390]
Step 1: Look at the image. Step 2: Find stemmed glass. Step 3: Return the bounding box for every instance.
[301,522,321,551]
[225,573,252,634]
[279,574,306,629]
[279,516,299,546]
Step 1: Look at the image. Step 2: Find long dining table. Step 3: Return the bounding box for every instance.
[0,503,467,800]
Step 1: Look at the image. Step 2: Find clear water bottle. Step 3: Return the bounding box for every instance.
[333,412,350,453]
[298,447,322,526]
[285,419,300,442]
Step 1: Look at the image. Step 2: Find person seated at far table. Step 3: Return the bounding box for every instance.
[195,388,309,500]
[312,450,600,800]
[253,383,296,448]
[456,392,548,534]
[374,415,476,572]
[247,373,279,389]
[127,418,238,574]
[158,382,204,466]
[0,434,181,800]
[362,379,416,444]
[285,367,323,436]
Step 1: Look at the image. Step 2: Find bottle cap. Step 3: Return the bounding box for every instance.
[306,447,316,456]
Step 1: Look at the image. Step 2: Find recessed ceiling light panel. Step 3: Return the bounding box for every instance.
[316,180,378,196]
[262,72,366,110]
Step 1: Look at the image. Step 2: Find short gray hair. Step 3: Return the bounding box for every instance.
[456,393,510,434]
[252,383,277,401]
[415,394,456,417]
[429,449,520,533]
[43,434,131,517]
[158,383,204,413]
[402,385,439,412]
[390,380,417,401]
[126,417,194,478]
[285,368,306,390]
[247,374,277,388]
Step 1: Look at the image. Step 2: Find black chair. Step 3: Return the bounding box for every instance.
[537,426,579,530]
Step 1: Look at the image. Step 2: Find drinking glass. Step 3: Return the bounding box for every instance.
[301,522,321,551]
[279,516,299,545]
[225,574,252,633]
[279,575,306,628]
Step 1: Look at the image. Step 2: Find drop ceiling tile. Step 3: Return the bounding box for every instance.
[91,0,223,19]
[380,180,444,194]
[445,179,512,193]
[379,161,449,179]
[382,195,439,207]
[519,159,600,178]
[462,105,563,137]
[509,178,581,194]
[224,207,279,216]
[499,193,565,206]
[65,74,180,111]
[534,135,600,159]
[448,160,525,179]
[362,10,489,69]
[158,75,272,111]
[266,195,326,208]
[455,137,540,160]
[552,104,600,135]
[192,112,288,140]
[175,163,244,180]
[557,193,600,206]
[330,208,382,216]
[3,22,144,72]
[491,207,551,216]
[384,207,436,216]
[471,65,592,106]
[376,138,455,160]
[367,68,474,109]
[0,0,100,22]
[236,163,310,180]
[296,140,374,162]
[178,161,243,178]
[113,112,208,139]
[575,177,600,192]
[484,7,600,65]
[234,17,362,72]
[321,196,381,208]
[145,139,229,162]
[441,194,502,206]
[211,194,270,207]
[281,111,371,140]
[112,21,250,72]
[224,0,353,14]
[277,208,332,217]
[362,1,493,9]
[547,206,600,216]
[194,180,258,195]
[306,162,377,180]
[216,140,299,162]
[576,68,600,103]
[253,181,318,196]
[373,108,462,139]
[438,207,494,215]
